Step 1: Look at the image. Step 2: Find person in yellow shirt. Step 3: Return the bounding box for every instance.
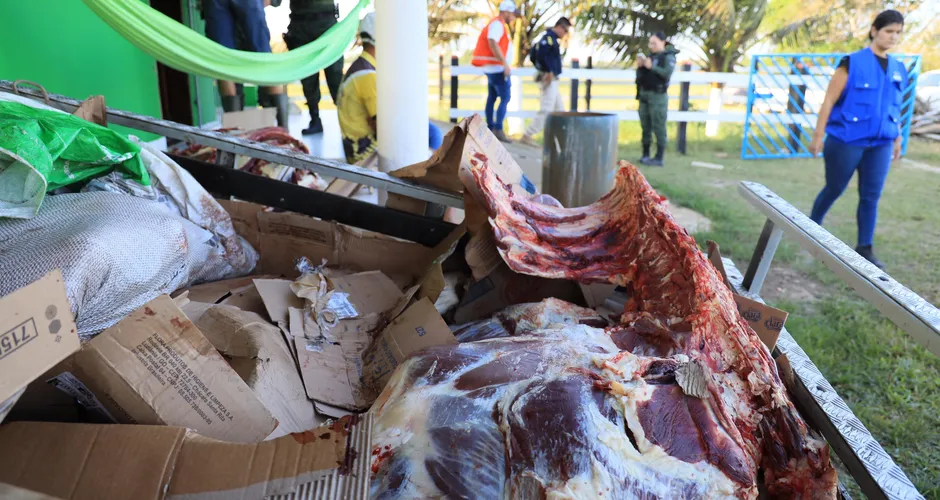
[337,13,443,165]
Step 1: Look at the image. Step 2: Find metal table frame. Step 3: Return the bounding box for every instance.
[0,80,463,209]
[735,181,933,500]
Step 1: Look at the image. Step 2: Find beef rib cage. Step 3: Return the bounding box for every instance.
[370,161,837,499]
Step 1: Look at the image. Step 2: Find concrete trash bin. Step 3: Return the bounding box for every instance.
[541,112,619,208]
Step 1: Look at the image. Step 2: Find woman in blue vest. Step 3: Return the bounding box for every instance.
[808,10,907,269]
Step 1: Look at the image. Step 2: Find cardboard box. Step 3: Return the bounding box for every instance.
[361,297,458,390]
[218,199,438,282]
[221,107,277,130]
[0,271,80,423]
[216,199,265,251]
[0,416,372,500]
[453,263,585,324]
[52,295,277,443]
[706,241,789,350]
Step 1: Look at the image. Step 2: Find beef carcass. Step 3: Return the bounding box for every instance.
[370,160,836,498]
[466,159,836,497]
[371,326,755,498]
[451,298,606,342]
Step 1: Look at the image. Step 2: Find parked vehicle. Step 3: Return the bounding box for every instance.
[917,70,940,110]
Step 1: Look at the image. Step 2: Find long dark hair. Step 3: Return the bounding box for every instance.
[870,10,904,40]
[651,31,667,42]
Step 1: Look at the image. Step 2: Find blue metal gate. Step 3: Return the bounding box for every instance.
[742,53,921,160]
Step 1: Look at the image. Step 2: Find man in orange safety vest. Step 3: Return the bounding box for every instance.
[471,0,519,143]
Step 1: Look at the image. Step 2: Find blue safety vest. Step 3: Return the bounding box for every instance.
[826,47,908,146]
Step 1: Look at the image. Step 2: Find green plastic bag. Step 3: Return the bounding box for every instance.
[0,101,149,219]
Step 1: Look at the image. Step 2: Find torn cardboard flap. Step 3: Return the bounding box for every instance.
[706,241,788,350]
[329,271,405,316]
[457,114,535,201]
[391,115,534,203]
[390,124,466,193]
[0,270,80,418]
[292,271,404,410]
[195,305,320,439]
[61,295,277,443]
[0,415,372,500]
[72,95,107,126]
[255,279,305,328]
[362,297,457,390]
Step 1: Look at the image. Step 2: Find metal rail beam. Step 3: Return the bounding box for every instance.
[169,154,457,247]
[0,80,463,208]
[739,181,940,357]
[723,258,923,500]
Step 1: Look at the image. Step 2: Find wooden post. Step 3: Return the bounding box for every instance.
[787,58,808,153]
[585,56,593,111]
[570,58,580,112]
[438,53,445,102]
[450,55,459,124]
[677,62,692,155]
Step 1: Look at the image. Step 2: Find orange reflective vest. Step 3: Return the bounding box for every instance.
[471,18,510,67]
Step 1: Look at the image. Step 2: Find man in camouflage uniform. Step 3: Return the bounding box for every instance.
[635,32,679,167]
[285,0,344,135]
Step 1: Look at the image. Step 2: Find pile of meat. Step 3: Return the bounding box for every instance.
[172,127,327,189]
[369,161,837,499]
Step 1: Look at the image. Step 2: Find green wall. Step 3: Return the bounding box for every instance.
[181,0,221,126]
[0,0,163,140]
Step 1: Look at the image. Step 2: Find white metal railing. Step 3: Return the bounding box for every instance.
[445,64,755,126]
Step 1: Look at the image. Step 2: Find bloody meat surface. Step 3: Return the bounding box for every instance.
[370,161,837,499]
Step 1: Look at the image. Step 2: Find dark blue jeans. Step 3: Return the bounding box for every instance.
[810,137,893,247]
[204,0,272,52]
[485,72,511,131]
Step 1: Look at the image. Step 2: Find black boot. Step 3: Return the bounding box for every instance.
[235,83,245,109]
[261,92,290,129]
[640,144,651,165]
[221,95,243,113]
[649,144,665,167]
[303,117,324,135]
[855,245,885,269]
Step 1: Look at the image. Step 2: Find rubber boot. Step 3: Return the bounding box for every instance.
[640,144,651,165]
[221,95,243,113]
[649,145,665,167]
[235,83,245,109]
[261,92,290,129]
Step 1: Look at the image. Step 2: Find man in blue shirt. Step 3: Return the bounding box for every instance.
[520,17,572,147]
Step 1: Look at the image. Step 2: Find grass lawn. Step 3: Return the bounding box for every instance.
[619,123,939,497]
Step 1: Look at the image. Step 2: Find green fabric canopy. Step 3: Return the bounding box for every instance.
[81,0,370,86]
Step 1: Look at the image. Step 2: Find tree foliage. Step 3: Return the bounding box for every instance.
[570,0,701,61]
[572,0,930,73]
[573,0,768,72]
[761,0,924,52]
[428,0,481,49]
[485,0,573,65]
